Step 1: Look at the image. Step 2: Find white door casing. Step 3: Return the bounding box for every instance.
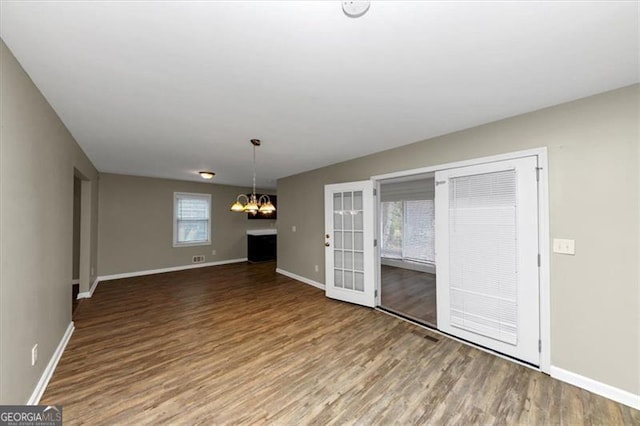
[435,156,540,365]
[325,181,376,307]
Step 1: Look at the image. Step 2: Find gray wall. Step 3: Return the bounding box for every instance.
[98,173,276,276]
[0,40,100,404]
[277,85,639,395]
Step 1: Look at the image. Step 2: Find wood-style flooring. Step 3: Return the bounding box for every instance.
[43,262,639,425]
[380,265,437,326]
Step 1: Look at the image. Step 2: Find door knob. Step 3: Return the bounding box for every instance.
[324,242,330,247]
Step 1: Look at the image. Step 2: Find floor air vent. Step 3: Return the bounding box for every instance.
[410,329,440,343]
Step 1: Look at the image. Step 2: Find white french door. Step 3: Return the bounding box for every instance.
[324,181,376,307]
[435,156,540,365]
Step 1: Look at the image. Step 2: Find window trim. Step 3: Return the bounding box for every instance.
[173,192,212,248]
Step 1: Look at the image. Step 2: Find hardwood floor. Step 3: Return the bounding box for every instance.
[42,262,638,425]
[380,265,436,326]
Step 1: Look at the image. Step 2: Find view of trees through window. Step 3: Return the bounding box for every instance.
[381,201,403,258]
[381,200,435,263]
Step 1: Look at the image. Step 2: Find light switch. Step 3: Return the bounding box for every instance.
[292,225,297,232]
[553,238,575,255]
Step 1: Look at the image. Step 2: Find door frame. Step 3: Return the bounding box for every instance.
[371,147,550,374]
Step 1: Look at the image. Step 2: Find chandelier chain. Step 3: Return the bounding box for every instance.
[252,143,257,196]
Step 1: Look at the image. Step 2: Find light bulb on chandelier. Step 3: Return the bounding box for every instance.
[230,139,276,216]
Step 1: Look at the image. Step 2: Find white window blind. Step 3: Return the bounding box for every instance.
[174,192,211,246]
[448,170,518,344]
[381,200,434,263]
[404,200,435,262]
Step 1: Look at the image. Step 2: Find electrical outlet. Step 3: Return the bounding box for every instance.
[314,265,319,272]
[211,249,216,256]
[32,344,38,366]
[192,255,205,263]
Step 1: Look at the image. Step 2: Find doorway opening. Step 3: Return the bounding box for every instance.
[378,174,437,327]
[72,174,81,315]
[73,169,94,315]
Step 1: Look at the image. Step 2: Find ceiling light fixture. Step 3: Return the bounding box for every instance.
[342,1,370,18]
[198,171,215,180]
[230,139,276,216]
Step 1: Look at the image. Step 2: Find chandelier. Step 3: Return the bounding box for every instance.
[230,139,276,215]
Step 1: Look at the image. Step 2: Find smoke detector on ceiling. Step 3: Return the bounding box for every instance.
[342,1,370,18]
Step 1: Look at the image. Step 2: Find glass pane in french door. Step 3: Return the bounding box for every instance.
[333,190,365,294]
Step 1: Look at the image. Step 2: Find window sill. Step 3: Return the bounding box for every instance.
[173,241,211,248]
[381,258,435,274]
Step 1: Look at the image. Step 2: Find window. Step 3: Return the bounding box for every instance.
[173,192,211,247]
[381,201,403,258]
[404,200,435,262]
[381,200,434,263]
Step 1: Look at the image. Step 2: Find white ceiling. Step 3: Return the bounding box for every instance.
[1,1,638,189]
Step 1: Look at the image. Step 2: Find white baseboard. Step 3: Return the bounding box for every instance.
[77,258,249,298]
[381,258,436,274]
[77,277,99,299]
[276,268,325,290]
[27,322,75,405]
[550,366,640,410]
[99,258,248,282]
